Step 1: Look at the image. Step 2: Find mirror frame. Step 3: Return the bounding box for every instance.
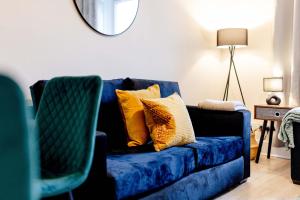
[73,0,140,36]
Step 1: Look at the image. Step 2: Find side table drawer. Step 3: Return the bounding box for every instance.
[255,107,290,121]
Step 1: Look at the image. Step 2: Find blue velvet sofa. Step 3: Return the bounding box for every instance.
[30,78,251,200]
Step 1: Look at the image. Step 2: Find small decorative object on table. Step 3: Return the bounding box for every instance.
[263,77,283,105]
[254,104,293,163]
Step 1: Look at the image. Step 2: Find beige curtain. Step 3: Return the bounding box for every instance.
[272,0,297,148]
[274,0,300,106]
[75,0,97,27]
[289,0,300,106]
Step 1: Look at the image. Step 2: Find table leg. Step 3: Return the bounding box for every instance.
[255,120,268,163]
[267,121,275,159]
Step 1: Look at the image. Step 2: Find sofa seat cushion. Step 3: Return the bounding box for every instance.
[185,136,243,169]
[106,147,196,199]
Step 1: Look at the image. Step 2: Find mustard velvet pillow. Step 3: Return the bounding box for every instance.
[116,84,160,147]
[141,93,196,151]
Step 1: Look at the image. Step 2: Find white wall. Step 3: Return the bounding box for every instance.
[1,0,286,157]
[0,0,275,110]
[0,0,203,102]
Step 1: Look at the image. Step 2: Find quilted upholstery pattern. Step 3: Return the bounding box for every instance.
[36,76,103,197]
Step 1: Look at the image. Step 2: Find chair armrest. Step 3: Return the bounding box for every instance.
[187,105,251,179]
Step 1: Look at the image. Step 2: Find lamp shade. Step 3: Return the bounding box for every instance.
[263,77,283,92]
[217,28,248,47]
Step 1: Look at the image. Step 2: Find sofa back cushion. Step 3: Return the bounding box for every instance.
[98,78,181,151]
[97,79,131,150]
[30,77,181,152]
[130,78,181,97]
[30,80,47,113]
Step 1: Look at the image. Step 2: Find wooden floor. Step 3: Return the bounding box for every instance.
[216,156,300,200]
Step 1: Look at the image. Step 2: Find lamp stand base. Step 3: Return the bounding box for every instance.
[223,46,246,106]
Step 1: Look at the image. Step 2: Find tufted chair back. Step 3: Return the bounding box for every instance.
[36,76,103,179]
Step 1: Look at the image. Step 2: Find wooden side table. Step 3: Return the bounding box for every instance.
[254,105,293,163]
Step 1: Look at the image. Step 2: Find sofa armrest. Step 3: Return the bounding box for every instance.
[187,105,251,179]
[89,131,107,178]
[75,131,108,198]
[292,122,300,183]
[187,105,251,137]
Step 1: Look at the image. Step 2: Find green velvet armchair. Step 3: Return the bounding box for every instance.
[35,76,103,199]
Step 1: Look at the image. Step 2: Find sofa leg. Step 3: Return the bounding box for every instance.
[240,179,247,184]
[293,179,300,185]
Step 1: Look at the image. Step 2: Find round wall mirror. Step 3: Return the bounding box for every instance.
[74,0,139,36]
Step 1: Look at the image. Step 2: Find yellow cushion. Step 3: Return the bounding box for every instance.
[141,93,196,151]
[116,84,160,147]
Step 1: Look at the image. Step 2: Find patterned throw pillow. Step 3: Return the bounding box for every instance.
[141,93,196,151]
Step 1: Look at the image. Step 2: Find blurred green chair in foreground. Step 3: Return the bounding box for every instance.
[0,75,40,200]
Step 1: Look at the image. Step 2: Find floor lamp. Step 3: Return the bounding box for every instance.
[217,28,248,105]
